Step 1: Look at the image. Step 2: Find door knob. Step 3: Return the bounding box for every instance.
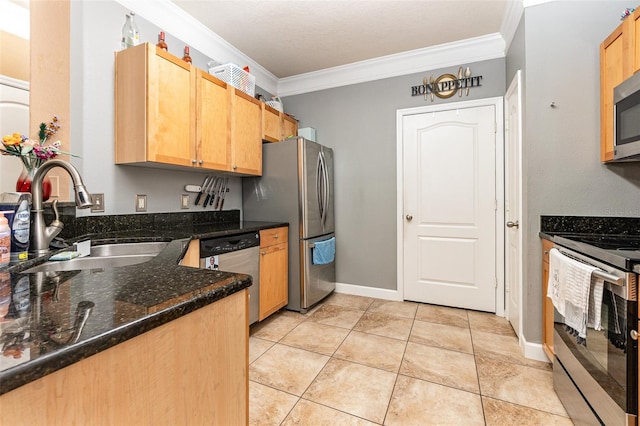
[406,215,413,221]
[506,221,519,229]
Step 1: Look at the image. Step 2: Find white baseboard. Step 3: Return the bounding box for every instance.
[335,282,403,301]
[521,336,552,363]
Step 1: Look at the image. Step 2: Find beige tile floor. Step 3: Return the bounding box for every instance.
[249,293,573,425]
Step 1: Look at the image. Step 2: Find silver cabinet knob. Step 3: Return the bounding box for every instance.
[199,159,204,165]
[191,159,197,164]
[506,221,519,229]
[631,330,638,340]
[406,215,413,221]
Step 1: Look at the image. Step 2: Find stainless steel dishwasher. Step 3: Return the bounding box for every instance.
[199,232,260,324]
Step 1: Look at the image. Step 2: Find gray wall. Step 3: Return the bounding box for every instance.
[514,1,640,342]
[284,59,505,289]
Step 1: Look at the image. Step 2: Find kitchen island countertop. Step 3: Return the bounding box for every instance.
[0,220,286,396]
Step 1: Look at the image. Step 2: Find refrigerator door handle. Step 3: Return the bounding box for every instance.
[317,152,328,227]
[323,151,330,227]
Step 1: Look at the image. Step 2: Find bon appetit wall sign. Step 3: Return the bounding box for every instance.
[411,66,483,101]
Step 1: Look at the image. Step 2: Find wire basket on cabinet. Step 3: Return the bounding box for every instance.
[208,63,256,96]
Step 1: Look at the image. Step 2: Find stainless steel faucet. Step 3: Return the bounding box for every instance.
[30,159,93,256]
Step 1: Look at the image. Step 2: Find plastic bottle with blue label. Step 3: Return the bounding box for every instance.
[0,213,10,268]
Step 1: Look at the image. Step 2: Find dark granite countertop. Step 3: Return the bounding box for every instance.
[0,217,287,396]
[539,215,640,243]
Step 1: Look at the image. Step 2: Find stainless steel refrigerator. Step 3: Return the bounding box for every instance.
[242,137,335,313]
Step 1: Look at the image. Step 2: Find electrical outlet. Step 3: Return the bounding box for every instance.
[91,193,105,213]
[181,194,190,209]
[136,194,147,212]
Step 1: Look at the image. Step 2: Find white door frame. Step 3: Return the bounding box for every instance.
[505,70,524,337]
[396,97,505,316]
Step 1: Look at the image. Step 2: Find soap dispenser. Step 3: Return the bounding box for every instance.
[0,213,10,268]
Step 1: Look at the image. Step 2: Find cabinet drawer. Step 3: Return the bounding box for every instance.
[260,227,288,248]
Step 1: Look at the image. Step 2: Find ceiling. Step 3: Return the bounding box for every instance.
[172,0,511,78]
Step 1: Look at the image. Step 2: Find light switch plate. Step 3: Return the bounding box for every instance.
[91,193,105,212]
[136,194,147,212]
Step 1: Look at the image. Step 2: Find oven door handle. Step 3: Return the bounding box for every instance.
[592,269,623,286]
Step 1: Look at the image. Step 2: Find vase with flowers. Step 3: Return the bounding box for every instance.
[1,116,77,201]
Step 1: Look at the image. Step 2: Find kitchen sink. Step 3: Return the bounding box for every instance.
[24,241,169,273]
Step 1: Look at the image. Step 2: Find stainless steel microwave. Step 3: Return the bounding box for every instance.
[614,72,640,161]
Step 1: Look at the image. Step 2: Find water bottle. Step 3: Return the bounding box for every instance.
[121,12,140,49]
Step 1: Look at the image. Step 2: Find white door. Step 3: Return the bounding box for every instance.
[402,103,498,312]
[505,71,523,336]
[0,77,29,193]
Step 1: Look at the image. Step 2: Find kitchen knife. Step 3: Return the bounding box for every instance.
[194,176,211,206]
[203,177,217,207]
[209,177,221,208]
[215,177,226,210]
[219,178,229,210]
[210,178,224,210]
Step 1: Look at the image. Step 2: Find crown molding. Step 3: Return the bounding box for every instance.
[113,0,279,94]
[113,0,514,97]
[501,0,525,52]
[277,33,506,97]
[523,0,555,7]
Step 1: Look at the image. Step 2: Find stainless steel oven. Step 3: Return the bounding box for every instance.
[550,244,638,425]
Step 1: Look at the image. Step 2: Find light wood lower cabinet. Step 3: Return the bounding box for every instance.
[259,227,288,320]
[1,290,249,425]
[542,239,554,360]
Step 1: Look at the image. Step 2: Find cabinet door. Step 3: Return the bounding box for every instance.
[283,114,298,140]
[147,48,195,167]
[259,242,288,320]
[197,71,231,170]
[600,19,634,162]
[180,239,200,267]
[232,90,262,175]
[262,104,281,143]
[542,239,554,360]
[634,8,640,74]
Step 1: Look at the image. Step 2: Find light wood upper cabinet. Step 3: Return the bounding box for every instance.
[283,114,298,139]
[262,104,282,142]
[542,239,554,361]
[259,227,288,320]
[197,70,231,170]
[115,43,195,167]
[600,13,637,162]
[232,90,262,175]
[115,43,261,176]
[634,8,640,73]
[261,104,299,143]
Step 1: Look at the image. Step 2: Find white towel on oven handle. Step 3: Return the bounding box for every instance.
[563,256,598,340]
[587,277,604,331]
[547,248,567,316]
